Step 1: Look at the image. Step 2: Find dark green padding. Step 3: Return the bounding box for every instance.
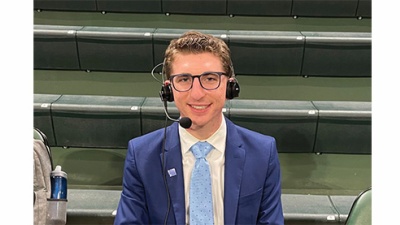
[162,0,226,15]
[330,195,358,223]
[96,0,162,13]
[227,0,292,16]
[34,94,62,146]
[228,30,305,76]
[33,0,371,18]
[67,189,121,225]
[356,0,371,18]
[34,25,82,70]
[51,95,145,148]
[301,32,371,77]
[282,194,340,225]
[292,0,359,17]
[33,25,371,78]
[313,101,371,154]
[66,189,358,225]
[228,99,318,153]
[34,0,97,11]
[345,188,371,225]
[140,97,178,135]
[76,27,155,72]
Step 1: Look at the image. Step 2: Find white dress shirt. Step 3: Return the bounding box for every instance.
[179,116,227,225]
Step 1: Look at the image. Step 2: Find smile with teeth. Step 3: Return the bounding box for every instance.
[190,105,208,110]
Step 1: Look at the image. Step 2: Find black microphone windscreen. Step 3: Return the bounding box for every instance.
[179,117,192,129]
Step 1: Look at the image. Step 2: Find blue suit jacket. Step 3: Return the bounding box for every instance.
[114,118,283,225]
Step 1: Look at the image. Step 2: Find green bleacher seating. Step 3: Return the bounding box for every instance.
[67,189,121,225]
[34,25,82,70]
[292,0,359,17]
[282,194,339,224]
[331,195,360,223]
[34,25,371,78]
[33,0,371,18]
[301,32,371,77]
[34,0,97,12]
[229,99,318,153]
[33,94,61,146]
[50,95,144,148]
[345,188,371,225]
[313,101,371,154]
[34,95,371,154]
[66,189,358,225]
[96,0,162,13]
[228,30,305,76]
[227,0,292,16]
[162,0,226,15]
[356,0,371,18]
[140,97,179,135]
[76,27,155,72]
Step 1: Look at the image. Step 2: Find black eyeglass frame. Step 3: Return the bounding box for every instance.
[169,72,228,92]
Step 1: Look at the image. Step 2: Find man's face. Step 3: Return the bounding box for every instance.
[170,52,228,132]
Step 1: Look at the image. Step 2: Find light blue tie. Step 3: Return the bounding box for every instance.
[190,141,214,225]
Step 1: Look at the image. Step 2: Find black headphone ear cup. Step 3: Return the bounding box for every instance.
[160,83,174,102]
[226,79,240,99]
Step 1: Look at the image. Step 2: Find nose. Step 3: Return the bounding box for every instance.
[190,77,206,100]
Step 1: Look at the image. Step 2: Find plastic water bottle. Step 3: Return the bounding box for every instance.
[47,165,68,225]
[50,165,68,199]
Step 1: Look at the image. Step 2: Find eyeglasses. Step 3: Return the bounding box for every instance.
[170,72,228,92]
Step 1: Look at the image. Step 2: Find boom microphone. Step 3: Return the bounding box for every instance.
[162,101,192,129]
[178,117,192,129]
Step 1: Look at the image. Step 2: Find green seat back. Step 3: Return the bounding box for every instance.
[345,188,372,225]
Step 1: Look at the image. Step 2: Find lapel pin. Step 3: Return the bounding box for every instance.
[168,168,177,177]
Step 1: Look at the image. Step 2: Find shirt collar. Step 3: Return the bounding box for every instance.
[179,115,227,155]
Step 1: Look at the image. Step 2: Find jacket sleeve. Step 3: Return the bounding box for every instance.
[114,141,150,225]
[257,138,284,225]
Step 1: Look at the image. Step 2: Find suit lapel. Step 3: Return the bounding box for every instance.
[224,119,246,225]
[160,123,186,224]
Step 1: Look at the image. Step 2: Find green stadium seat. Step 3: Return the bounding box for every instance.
[228,30,305,76]
[330,195,358,223]
[140,97,179,135]
[67,189,120,225]
[313,101,371,154]
[292,0,359,17]
[66,189,358,225]
[34,94,371,154]
[301,32,371,77]
[282,194,340,224]
[76,27,155,72]
[96,0,162,13]
[228,99,318,153]
[227,0,292,16]
[162,0,226,15]
[34,25,82,70]
[356,0,371,18]
[345,188,371,225]
[34,94,62,146]
[51,95,145,148]
[34,0,97,12]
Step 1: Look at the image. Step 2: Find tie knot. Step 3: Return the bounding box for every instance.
[190,141,213,159]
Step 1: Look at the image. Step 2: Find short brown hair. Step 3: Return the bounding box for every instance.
[163,31,232,79]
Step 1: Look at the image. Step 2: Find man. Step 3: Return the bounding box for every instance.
[114,31,284,225]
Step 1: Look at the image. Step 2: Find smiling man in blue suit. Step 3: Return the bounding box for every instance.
[114,31,284,225]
